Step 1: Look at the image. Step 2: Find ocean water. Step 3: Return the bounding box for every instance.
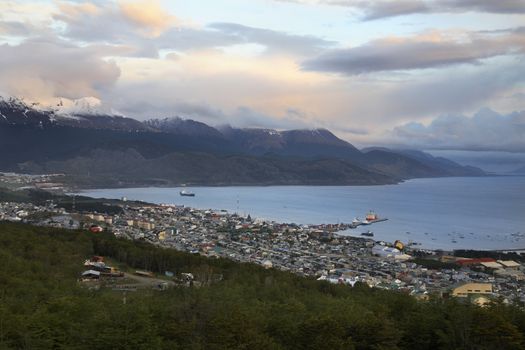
[75,176,525,251]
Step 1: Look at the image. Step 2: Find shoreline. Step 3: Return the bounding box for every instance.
[70,176,525,252]
[65,174,508,191]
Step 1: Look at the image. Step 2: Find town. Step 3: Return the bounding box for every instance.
[1,187,524,307]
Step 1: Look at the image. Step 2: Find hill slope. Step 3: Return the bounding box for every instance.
[0,222,524,349]
[0,97,484,186]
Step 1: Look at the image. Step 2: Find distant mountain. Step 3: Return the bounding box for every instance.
[509,165,525,175]
[219,126,363,159]
[362,147,485,177]
[0,97,484,187]
[361,149,440,179]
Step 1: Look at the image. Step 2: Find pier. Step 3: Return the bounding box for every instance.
[349,218,388,229]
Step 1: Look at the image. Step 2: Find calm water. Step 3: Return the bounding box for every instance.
[75,176,525,251]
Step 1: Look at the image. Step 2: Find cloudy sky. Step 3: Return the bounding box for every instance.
[0,0,524,154]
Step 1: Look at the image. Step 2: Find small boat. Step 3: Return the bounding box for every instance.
[180,190,195,197]
[352,217,362,225]
[361,230,374,237]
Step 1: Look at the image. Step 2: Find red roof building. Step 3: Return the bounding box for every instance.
[456,258,496,267]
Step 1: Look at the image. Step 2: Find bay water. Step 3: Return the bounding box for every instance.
[75,176,525,251]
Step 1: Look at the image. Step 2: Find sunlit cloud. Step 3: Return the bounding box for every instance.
[0,0,523,153]
[119,0,178,37]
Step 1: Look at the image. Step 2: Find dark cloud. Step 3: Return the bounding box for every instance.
[360,0,525,20]
[389,108,525,152]
[279,0,525,20]
[207,23,335,55]
[302,30,525,74]
[155,23,335,56]
[356,0,431,20]
[338,127,369,135]
[446,0,525,14]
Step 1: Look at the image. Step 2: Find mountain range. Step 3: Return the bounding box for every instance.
[0,97,484,187]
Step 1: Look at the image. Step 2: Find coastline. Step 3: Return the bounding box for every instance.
[71,176,525,252]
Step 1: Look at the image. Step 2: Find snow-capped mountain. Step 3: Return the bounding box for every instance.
[0,96,149,131]
[0,95,485,186]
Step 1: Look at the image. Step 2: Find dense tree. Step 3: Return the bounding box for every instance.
[0,221,524,349]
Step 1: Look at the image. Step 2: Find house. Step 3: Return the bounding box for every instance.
[81,270,101,280]
[452,282,493,297]
[498,260,521,270]
[480,261,503,271]
[456,258,496,267]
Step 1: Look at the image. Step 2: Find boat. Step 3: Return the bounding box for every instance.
[180,190,195,197]
[366,210,378,221]
[361,230,374,237]
[352,217,362,225]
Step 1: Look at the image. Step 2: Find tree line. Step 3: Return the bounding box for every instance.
[0,221,524,349]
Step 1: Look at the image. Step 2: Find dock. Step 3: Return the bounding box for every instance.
[349,218,388,229]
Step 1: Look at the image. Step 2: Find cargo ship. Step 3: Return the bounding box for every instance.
[350,210,388,228]
[366,210,378,221]
[180,190,195,197]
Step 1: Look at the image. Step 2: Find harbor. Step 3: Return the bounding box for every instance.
[2,197,525,304]
[348,210,388,229]
[74,177,525,251]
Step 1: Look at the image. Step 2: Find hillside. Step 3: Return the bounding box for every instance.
[0,221,524,349]
[510,165,525,175]
[0,97,484,187]
[362,148,486,177]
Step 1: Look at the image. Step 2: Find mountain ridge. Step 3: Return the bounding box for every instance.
[0,97,485,187]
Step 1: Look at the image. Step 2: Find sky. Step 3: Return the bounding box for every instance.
[0,0,524,156]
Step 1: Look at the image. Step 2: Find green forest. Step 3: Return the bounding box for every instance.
[1,221,525,349]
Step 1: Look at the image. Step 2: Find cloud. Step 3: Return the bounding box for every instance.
[354,0,431,20]
[119,0,177,37]
[338,127,369,135]
[0,21,32,36]
[302,29,525,74]
[276,0,525,20]
[53,1,141,43]
[319,57,525,138]
[207,23,335,55]
[359,0,525,20]
[388,108,525,152]
[112,97,313,130]
[1,0,523,153]
[0,37,120,101]
[53,2,333,57]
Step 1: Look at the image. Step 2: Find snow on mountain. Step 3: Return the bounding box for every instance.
[0,95,147,131]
